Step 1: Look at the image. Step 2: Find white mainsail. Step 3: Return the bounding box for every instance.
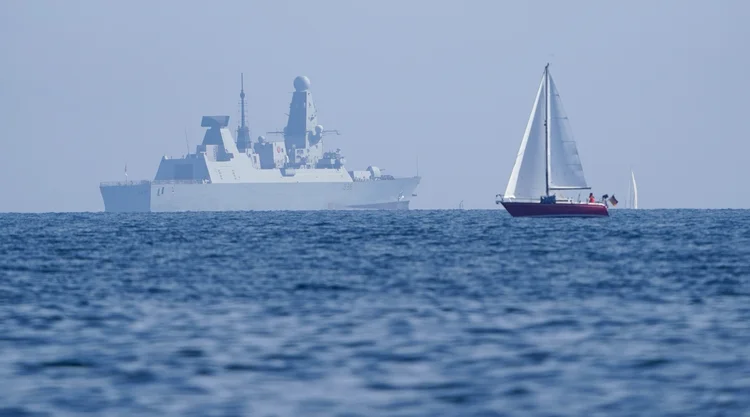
[631,170,638,209]
[503,65,589,200]
[503,74,548,199]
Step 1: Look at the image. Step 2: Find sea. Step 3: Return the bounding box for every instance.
[0,210,749,417]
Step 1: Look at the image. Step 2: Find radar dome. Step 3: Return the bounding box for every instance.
[293,76,311,92]
[257,135,266,143]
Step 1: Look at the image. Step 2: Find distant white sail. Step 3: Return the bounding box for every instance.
[631,170,638,209]
[504,74,548,199]
[547,75,589,191]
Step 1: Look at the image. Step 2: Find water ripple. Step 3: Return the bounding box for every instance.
[0,210,749,416]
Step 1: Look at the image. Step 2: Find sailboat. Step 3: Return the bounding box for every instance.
[628,170,638,209]
[495,64,608,217]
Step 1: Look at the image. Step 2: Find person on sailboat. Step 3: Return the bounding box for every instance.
[588,193,595,203]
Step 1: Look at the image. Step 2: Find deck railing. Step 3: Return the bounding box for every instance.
[100,180,150,187]
[100,179,211,187]
[152,180,208,185]
[495,194,585,204]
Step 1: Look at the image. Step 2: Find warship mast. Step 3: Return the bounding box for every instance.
[236,73,251,152]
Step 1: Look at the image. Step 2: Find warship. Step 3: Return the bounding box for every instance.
[100,75,421,212]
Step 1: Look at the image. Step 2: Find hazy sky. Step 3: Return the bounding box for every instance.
[1,0,748,211]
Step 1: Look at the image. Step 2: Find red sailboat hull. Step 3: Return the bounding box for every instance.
[501,201,609,217]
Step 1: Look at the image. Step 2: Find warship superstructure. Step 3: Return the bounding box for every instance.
[100,75,420,212]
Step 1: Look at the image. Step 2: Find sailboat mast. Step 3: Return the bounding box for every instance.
[544,63,550,196]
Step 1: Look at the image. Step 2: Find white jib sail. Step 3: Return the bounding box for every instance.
[547,73,589,191]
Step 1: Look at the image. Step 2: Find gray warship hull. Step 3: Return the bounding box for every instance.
[101,176,420,212]
[100,75,421,213]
